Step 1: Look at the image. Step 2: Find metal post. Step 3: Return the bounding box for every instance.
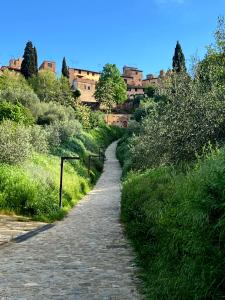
[59,158,64,209]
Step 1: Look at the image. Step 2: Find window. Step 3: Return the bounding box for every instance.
[88,86,91,90]
[135,88,137,92]
[136,72,138,75]
[92,73,95,76]
[84,84,86,89]
[78,70,81,74]
[87,72,90,75]
[48,63,52,68]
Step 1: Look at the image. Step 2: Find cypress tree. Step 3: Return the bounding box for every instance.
[172,41,186,73]
[33,46,38,75]
[62,57,69,78]
[21,41,36,79]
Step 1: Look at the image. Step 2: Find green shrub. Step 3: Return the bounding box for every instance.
[0,120,31,164]
[0,101,34,125]
[121,147,225,299]
[0,70,40,109]
[36,101,75,125]
[29,70,74,106]
[29,125,49,153]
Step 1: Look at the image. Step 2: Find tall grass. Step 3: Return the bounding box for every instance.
[0,125,123,222]
[121,147,225,299]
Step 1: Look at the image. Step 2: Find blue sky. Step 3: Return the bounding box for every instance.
[0,0,224,77]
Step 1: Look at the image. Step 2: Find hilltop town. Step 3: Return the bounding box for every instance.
[1,58,171,103]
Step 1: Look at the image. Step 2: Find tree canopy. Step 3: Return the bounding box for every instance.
[21,41,38,79]
[61,57,69,78]
[94,64,127,112]
[172,41,186,73]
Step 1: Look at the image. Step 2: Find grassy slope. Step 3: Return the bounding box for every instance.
[0,126,123,222]
[117,139,225,299]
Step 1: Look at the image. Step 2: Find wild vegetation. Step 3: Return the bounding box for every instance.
[117,17,225,299]
[0,53,123,222]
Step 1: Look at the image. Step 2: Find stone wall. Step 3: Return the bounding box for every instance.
[105,114,131,128]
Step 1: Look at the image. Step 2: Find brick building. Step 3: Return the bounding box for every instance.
[39,61,56,73]
[9,58,23,70]
[121,66,145,99]
[142,69,173,86]
[68,68,100,103]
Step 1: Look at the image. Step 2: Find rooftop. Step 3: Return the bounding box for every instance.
[123,66,143,72]
[69,67,100,74]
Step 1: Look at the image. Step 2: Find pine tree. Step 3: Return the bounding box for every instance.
[33,46,38,75]
[172,41,186,73]
[21,41,37,79]
[61,57,69,78]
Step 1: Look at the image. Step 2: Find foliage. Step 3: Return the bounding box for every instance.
[0,70,40,110]
[59,76,74,106]
[121,146,225,299]
[29,70,74,106]
[73,89,81,99]
[0,101,34,125]
[133,98,157,122]
[74,103,92,129]
[0,120,31,164]
[29,125,49,153]
[144,84,156,98]
[0,124,122,221]
[172,41,186,73]
[130,69,225,170]
[94,63,127,112]
[118,18,225,300]
[36,101,75,125]
[61,57,69,78]
[21,41,38,78]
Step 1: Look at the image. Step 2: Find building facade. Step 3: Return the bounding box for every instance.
[9,58,23,70]
[121,66,145,99]
[39,61,56,73]
[142,70,173,86]
[69,68,100,103]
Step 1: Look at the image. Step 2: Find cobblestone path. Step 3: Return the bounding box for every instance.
[0,141,141,300]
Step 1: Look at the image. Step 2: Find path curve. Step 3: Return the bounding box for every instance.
[0,141,141,300]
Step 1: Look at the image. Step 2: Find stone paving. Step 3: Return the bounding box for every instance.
[0,215,47,245]
[0,141,141,300]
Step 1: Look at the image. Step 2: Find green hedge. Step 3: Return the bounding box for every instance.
[121,148,225,299]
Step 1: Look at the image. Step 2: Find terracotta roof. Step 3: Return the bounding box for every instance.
[121,75,133,78]
[69,68,100,74]
[123,66,143,72]
[74,77,96,84]
[0,66,21,72]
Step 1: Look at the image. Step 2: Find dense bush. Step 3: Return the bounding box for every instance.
[29,125,49,153]
[118,18,225,300]
[36,101,75,125]
[29,70,74,106]
[0,70,40,109]
[0,120,31,164]
[121,147,225,299]
[0,101,34,124]
[130,72,225,170]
